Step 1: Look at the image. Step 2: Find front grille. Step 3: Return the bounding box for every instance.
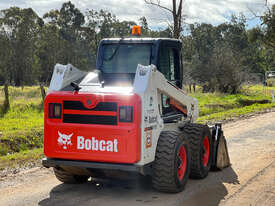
[63,114,117,125]
[63,101,117,125]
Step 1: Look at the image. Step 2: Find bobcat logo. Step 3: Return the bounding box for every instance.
[58,131,73,149]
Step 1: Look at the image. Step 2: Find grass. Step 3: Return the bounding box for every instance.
[197,103,274,123]
[0,84,275,169]
[0,86,44,159]
[194,85,275,123]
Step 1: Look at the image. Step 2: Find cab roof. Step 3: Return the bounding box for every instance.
[100,37,182,45]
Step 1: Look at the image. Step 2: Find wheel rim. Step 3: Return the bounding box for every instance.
[177,145,187,181]
[202,136,210,167]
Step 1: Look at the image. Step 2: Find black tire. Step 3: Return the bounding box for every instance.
[182,123,213,179]
[53,168,89,184]
[152,131,190,193]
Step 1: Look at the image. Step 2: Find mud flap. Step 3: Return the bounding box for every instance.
[211,124,231,170]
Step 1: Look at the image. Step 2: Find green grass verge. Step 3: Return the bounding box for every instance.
[197,103,275,123]
[0,86,44,157]
[192,85,275,123]
[192,85,274,117]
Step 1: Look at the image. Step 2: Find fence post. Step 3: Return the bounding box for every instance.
[40,84,46,102]
[3,81,10,111]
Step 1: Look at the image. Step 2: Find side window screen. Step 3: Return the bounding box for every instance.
[159,47,170,79]
[159,47,176,81]
[169,51,175,81]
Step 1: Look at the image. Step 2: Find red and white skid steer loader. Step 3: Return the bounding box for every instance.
[42,27,230,193]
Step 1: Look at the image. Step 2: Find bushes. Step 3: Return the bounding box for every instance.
[192,44,246,94]
[0,143,9,156]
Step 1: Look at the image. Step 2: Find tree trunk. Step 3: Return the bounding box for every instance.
[173,0,179,39]
[144,0,183,39]
[3,81,10,111]
[40,84,46,102]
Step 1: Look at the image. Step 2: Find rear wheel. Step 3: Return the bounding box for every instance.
[182,124,213,179]
[53,168,89,184]
[152,131,190,193]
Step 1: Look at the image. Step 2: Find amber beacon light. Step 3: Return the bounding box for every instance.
[132,25,141,36]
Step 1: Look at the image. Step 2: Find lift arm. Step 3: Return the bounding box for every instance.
[133,64,199,122]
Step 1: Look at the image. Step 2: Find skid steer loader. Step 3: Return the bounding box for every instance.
[42,27,230,193]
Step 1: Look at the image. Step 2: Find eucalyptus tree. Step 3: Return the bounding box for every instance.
[0,7,43,86]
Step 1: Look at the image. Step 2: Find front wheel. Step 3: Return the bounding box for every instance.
[152,131,191,193]
[182,124,213,179]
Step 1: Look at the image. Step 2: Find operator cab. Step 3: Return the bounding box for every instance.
[96,38,183,88]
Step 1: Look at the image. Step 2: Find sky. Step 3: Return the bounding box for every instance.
[0,0,274,29]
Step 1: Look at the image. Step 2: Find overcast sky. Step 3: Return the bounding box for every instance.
[0,0,274,29]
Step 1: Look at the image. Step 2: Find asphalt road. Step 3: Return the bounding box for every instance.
[0,112,274,206]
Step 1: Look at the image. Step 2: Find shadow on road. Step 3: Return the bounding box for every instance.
[181,166,239,206]
[39,166,239,206]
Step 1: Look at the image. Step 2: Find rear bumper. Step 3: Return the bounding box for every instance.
[42,157,147,173]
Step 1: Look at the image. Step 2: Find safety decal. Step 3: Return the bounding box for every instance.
[145,127,152,148]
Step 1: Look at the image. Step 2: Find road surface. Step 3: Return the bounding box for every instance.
[0,112,274,206]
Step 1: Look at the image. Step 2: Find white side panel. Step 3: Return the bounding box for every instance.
[134,64,199,166]
[134,65,163,166]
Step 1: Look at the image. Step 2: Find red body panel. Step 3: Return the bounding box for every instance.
[44,91,141,164]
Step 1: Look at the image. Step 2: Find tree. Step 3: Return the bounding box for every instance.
[144,0,184,39]
[207,43,245,93]
[42,2,90,71]
[184,16,254,93]
[0,30,12,84]
[36,23,61,83]
[139,16,150,36]
[248,4,275,72]
[260,4,275,48]
[0,7,43,86]
[249,4,275,49]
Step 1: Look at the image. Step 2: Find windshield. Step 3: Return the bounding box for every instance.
[101,44,152,73]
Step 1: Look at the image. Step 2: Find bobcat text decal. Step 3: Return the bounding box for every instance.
[58,131,73,149]
[77,136,118,152]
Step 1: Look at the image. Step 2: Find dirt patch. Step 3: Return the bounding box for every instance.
[0,159,42,179]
